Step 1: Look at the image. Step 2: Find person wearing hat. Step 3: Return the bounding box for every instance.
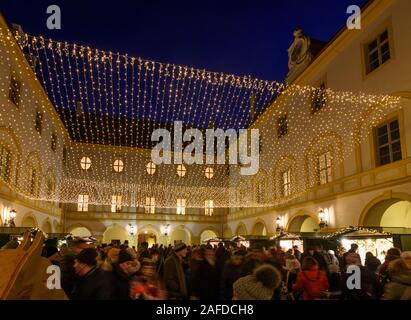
[233,264,282,300]
[163,242,188,300]
[110,249,141,300]
[71,248,112,300]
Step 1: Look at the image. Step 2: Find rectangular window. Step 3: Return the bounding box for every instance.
[9,74,21,107]
[311,82,326,114]
[205,200,214,216]
[365,29,391,74]
[145,197,155,214]
[277,115,288,138]
[78,194,89,212]
[51,133,57,152]
[376,119,402,166]
[177,198,186,215]
[35,111,43,135]
[0,146,11,182]
[282,169,291,197]
[318,151,333,185]
[111,195,122,213]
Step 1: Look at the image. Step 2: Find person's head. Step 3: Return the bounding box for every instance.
[140,242,149,251]
[301,256,318,270]
[387,248,401,260]
[293,245,299,252]
[69,238,88,254]
[365,252,374,260]
[204,246,216,261]
[307,248,314,256]
[350,243,359,252]
[231,251,244,266]
[190,248,203,261]
[174,243,188,259]
[250,243,265,260]
[150,249,160,262]
[74,248,98,276]
[118,249,140,275]
[107,247,120,263]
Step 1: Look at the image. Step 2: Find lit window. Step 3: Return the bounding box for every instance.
[177,164,186,177]
[177,198,186,215]
[376,119,402,166]
[205,200,214,216]
[111,195,122,213]
[146,161,156,175]
[365,29,391,74]
[277,115,288,138]
[145,197,155,214]
[78,194,89,212]
[205,167,214,179]
[0,145,11,182]
[113,159,124,172]
[9,74,21,107]
[282,169,291,197]
[80,157,91,170]
[35,111,43,134]
[318,151,333,185]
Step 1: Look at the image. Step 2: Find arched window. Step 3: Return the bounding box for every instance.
[146,162,156,175]
[177,164,186,177]
[80,157,91,170]
[113,159,124,172]
[205,167,214,179]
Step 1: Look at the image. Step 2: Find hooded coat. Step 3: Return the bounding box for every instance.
[163,251,188,300]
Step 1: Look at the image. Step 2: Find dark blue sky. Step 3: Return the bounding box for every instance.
[1,0,367,81]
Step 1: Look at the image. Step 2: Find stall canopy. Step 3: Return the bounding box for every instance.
[323,226,392,240]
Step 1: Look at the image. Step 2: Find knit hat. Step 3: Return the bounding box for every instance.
[174,242,187,253]
[75,248,98,266]
[118,249,134,264]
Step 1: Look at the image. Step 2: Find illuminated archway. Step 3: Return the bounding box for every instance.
[41,219,53,234]
[103,224,128,244]
[252,220,267,236]
[359,192,411,228]
[21,213,38,228]
[235,223,247,236]
[287,211,320,232]
[70,226,92,238]
[200,229,218,243]
[170,225,192,245]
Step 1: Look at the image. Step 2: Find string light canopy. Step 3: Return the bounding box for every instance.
[0,29,402,209]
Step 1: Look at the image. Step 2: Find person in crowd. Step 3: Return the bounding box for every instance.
[163,242,188,300]
[220,251,244,300]
[188,247,204,299]
[327,250,339,267]
[377,247,402,285]
[300,247,314,263]
[275,246,286,267]
[365,252,381,274]
[292,256,329,300]
[341,244,362,271]
[71,248,112,300]
[215,242,231,275]
[381,253,411,300]
[240,243,268,276]
[191,245,219,300]
[293,245,302,262]
[110,249,141,300]
[233,265,282,300]
[55,238,89,297]
[130,258,167,300]
[340,252,380,300]
[285,253,301,293]
[138,241,151,262]
[313,246,329,272]
[101,247,120,272]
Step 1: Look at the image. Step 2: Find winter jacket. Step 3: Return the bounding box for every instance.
[292,268,329,300]
[109,264,134,300]
[220,262,242,300]
[382,270,411,300]
[71,267,112,300]
[192,259,219,300]
[163,251,188,300]
[365,256,381,274]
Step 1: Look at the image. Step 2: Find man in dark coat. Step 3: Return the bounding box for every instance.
[220,251,244,300]
[191,246,219,300]
[110,249,140,300]
[71,248,112,300]
[163,243,188,300]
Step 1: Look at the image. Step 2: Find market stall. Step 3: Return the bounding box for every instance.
[323,227,394,263]
[271,231,303,252]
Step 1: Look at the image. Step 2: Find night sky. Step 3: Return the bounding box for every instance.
[1,0,367,81]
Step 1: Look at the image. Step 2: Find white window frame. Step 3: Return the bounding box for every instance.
[78,194,89,212]
[177,164,186,177]
[146,161,156,175]
[176,198,186,215]
[113,159,124,172]
[80,156,92,170]
[111,195,122,213]
[318,151,333,185]
[205,167,214,179]
[145,197,155,214]
[205,200,214,216]
[282,169,291,197]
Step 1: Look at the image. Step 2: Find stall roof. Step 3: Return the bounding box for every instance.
[323,227,392,240]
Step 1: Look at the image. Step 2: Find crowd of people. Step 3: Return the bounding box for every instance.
[41,239,411,300]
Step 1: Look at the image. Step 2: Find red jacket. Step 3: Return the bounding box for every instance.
[292,268,329,300]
